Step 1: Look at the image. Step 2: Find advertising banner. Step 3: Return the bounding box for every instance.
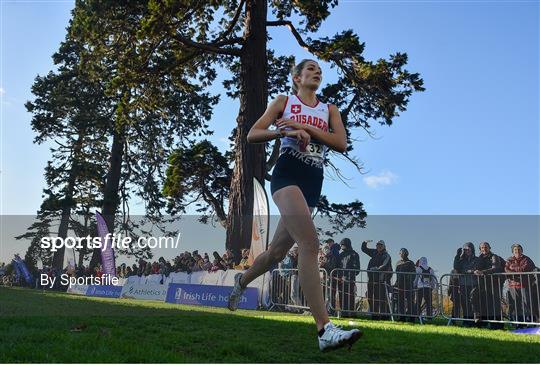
[165,283,258,310]
[95,211,116,277]
[86,285,122,298]
[67,284,89,295]
[120,282,168,301]
[249,177,269,265]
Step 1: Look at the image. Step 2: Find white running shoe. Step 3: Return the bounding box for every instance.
[318,322,363,352]
[227,273,245,311]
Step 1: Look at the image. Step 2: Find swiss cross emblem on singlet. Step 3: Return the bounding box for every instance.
[291,104,301,114]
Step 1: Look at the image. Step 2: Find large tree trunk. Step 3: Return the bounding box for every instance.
[226,0,268,261]
[51,134,84,270]
[89,128,125,269]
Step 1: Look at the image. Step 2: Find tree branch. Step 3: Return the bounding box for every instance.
[212,0,245,44]
[266,20,314,53]
[172,34,242,56]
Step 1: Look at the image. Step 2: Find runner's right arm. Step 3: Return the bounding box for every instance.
[247,95,310,146]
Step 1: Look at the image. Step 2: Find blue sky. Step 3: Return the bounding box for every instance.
[1,1,538,269]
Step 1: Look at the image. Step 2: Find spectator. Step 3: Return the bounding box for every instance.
[201,257,213,271]
[394,248,416,322]
[279,246,300,308]
[453,242,478,325]
[472,241,505,329]
[95,265,103,278]
[505,243,536,324]
[212,252,226,271]
[448,269,462,319]
[414,257,437,318]
[235,249,251,270]
[223,249,235,269]
[362,239,392,320]
[137,259,147,277]
[339,238,361,317]
[321,243,341,314]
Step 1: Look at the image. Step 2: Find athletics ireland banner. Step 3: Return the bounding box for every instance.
[120,282,168,301]
[249,177,269,265]
[165,283,258,309]
[96,211,116,277]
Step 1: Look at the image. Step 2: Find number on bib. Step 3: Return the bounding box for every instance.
[303,142,324,159]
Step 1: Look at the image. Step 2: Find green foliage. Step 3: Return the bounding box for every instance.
[163,140,231,224]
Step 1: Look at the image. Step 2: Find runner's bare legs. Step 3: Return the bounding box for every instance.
[238,187,329,330]
[271,185,329,330]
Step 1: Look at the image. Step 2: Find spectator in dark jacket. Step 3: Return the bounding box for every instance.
[453,242,478,325]
[394,248,416,322]
[472,241,505,328]
[322,243,341,313]
[505,243,536,324]
[338,238,361,316]
[362,240,392,320]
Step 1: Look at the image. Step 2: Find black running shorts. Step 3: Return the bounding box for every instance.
[270,149,324,207]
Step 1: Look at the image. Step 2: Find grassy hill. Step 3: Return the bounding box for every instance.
[1,287,539,363]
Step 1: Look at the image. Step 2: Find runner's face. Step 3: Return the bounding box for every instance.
[295,61,322,91]
[513,246,522,258]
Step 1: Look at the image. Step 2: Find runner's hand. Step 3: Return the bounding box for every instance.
[276,118,304,130]
[286,129,310,147]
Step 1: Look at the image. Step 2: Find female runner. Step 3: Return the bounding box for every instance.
[228,59,362,352]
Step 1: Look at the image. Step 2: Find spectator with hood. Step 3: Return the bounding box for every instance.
[453,242,478,325]
[362,240,392,319]
[395,248,416,322]
[321,242,341,314]
[339,238,361,316]
[414,257,437,318]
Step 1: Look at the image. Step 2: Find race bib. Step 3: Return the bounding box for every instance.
[302,142,325,159]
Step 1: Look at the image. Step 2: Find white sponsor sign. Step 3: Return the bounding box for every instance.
[120,282,168,301]
[67,284,89,295]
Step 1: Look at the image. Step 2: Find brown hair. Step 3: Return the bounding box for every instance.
[291,59,318,94]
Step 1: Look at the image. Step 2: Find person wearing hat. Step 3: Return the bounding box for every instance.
[504,243,536,324]
[337,238,361,316]
[362,239,392,320]
[395,248,416,322]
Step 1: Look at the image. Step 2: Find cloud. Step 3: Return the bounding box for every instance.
[217,136,231,145]
[0,87,5,95]
[363,170,398,189]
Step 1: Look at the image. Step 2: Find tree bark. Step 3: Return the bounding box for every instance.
[51,134,84,270]
[89,128,125,269]
[226,0,268,261]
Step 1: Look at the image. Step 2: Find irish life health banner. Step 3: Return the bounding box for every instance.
[120,282,168,301]
[249,177,269,265]
[166,283,258,310]
[86,285,122,298]
[96,211,116,277]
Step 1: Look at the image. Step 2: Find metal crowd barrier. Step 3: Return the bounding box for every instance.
[328,269,439,323]
[268,268,328,311]
[439,271,540,326]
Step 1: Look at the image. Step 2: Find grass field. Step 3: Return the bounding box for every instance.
[1,287,539,363]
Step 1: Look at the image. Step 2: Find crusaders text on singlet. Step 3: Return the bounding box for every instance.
[279,95,330,167]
